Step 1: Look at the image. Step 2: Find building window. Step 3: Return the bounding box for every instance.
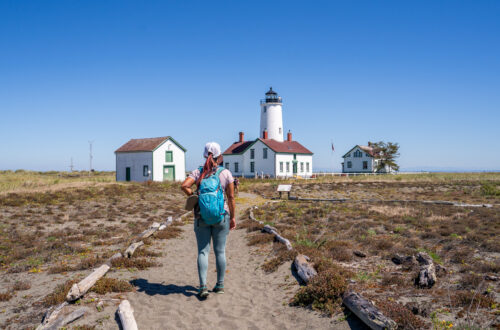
[263,148,268,159]
[300,162,304,172]
[363,161,368,169]
[250,162,255,173]
[225,163,229,169]
[250,149,255,159]
[347,161,352,168]
[234,162,239,172]
[286,162,290,172]
[293,154,297,160]
[354,150,362,158]
[143,165,149,177]
[306,162,309,172]
[280,162,283,173]
[165,151,173,162]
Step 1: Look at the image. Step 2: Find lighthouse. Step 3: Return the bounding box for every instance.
[260,87,284,142]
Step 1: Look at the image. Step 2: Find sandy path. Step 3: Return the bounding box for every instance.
[113,193,365,329]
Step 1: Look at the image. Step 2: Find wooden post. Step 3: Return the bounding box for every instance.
[262,225,293,250]
[125,241,144,258]
[118,300,138,330]
[66,264,110,301]
[343,291,397,330]
[294,254,317,283]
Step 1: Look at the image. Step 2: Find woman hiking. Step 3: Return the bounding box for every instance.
[181,142,236,299]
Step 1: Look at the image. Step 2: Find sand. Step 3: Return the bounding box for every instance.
[91,193,363,330]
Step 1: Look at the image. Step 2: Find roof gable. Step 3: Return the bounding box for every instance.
[342,145,375,158]
[115,136,186,153]
[223,138,313,155]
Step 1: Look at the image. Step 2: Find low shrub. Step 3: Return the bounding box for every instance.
[291,263,349,315]
[451,291,495,309]
[111,257,157,270]
[154,227,182,240]
[376,300,427,329]
[247,233,275,246]
[0,291,13,301]
[90,277,133,294]
[12,280,31,291]
[42,280,77,307]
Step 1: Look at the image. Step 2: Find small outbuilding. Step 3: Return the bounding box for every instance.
[341,145,394,173]
[115,136,186,182]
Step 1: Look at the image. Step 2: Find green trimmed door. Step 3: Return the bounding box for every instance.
[163,165,175,181]
[125,167,131,181]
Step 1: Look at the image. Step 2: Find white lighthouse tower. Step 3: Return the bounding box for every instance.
[260,87,284,142]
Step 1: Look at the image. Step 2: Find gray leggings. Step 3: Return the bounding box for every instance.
[194,214,230,287]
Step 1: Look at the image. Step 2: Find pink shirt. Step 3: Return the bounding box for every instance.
[188,167,234,213]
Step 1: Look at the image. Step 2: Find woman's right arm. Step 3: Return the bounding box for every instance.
[181,177,196,196]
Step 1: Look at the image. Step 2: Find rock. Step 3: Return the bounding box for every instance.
[415,252,436,289]
[354,250,366,258]
[485,275,499,281]
[405,301,431,317]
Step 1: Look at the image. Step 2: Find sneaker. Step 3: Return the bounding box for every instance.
[198,286,209,299]
[213,284,224,294]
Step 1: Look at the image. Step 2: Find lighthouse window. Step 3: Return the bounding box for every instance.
[263,148,268,159]
[279,127,282,134]
[263,106,267,113]
[250,149,255,159]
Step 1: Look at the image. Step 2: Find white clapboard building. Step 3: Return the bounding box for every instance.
[223,88,313,178]
[341,145,394,173]
[115,136,186,182]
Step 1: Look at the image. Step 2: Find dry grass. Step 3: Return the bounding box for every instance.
[90,277,133,294]
[0,291,13,301]
[111,257,158,270]
[42,280,78,307]
[154,226,182,240]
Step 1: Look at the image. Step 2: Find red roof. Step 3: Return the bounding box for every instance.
[223,138,313,155]
[115,136,186,153]
[359,145,376,157]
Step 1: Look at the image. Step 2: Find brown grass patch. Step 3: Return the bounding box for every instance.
[451,291,495,309]
[261,244,296,273]
[376,300,427,329]
[12,280,31,291]
[42,280,77,307]
[247,233,275,246]
[90,277,133,294]
[111,257,157,270]
[154,227,182,240]
[291,261,351,315]
[0,291,13,301]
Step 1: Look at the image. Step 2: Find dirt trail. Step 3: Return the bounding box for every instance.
[89,192,364,329]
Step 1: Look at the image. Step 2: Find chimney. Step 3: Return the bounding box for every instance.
[287,131,292,142]
[239,132,244,142]
[263,130,268,139]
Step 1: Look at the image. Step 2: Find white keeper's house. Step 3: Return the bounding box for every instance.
[341,144,394,173]
[223,88,313,178]
[115,136,186,182]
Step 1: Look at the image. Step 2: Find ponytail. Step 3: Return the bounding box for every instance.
[196,153,224,186]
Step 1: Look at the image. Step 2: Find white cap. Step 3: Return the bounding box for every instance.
[203,142,221,158]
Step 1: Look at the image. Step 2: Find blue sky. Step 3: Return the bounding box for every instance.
[1,1,499,172]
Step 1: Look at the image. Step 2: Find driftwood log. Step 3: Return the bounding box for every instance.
[66,264,110,301]
[415,252,436,288]
[159,216,173,231]
[294,197,349,203]
[249,207,264,225]
[262,225,293,250]
[343,291,397,330]
[118,300,138,330]
[37,302,68,329]
[125,241,144,258]
[137,222,161,240]
[294,254,317,283]
[40,307,89,330]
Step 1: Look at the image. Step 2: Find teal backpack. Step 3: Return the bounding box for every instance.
[197,166,226,224]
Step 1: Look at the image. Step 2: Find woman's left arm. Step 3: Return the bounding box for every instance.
[181,177,196,196]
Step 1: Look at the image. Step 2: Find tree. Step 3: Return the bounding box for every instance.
[368,141,400,172]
